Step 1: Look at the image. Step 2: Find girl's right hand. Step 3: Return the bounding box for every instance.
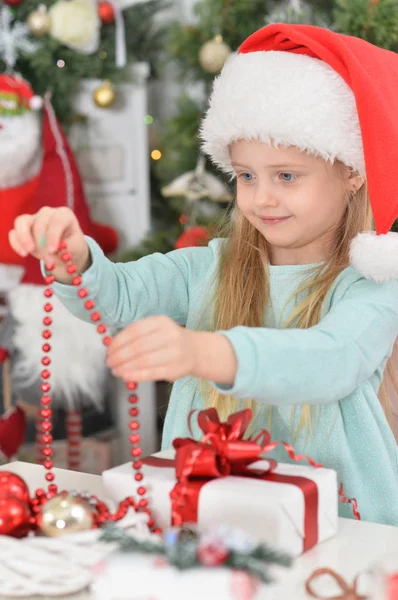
[9,207,91,283]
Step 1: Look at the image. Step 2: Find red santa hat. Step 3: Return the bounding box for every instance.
[7,96,119,408]
[0,73,42,113]
[200,24,398,283]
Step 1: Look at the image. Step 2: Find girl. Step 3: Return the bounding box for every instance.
[9,24,398,525]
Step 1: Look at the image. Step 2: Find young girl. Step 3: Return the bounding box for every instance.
[9,24,398,526]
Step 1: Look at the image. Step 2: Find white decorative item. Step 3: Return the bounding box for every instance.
[0,7,39,70]
[103,450,338,557]
[49,0,100,54]
[0,512,151,598]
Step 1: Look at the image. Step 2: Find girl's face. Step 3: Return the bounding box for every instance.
[230,140,362,265]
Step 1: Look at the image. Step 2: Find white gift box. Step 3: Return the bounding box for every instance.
[102,451,338,557]
[93,553,261,600]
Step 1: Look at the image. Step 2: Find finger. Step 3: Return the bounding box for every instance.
[13,214,36,254]
[109,316,167,353]
[32,207,69,255]
[110,346,172,377]
[45,208,75,253]
[8,229,28,257]
[107,334,168,370]
[117,363,179,383]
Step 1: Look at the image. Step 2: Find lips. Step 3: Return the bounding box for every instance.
[259,216,291,224]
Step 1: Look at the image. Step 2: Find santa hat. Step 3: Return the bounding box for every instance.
[0,73,42,113]
[200,24,398,283]
[7,96,119,408]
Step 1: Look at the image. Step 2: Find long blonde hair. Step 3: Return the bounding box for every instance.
[202,177,395,437]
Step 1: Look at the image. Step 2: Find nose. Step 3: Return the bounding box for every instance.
[253,184,279,208]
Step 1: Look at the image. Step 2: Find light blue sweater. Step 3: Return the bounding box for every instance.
[51,237,398,526]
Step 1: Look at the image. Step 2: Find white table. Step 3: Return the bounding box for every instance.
[1,461,397,599]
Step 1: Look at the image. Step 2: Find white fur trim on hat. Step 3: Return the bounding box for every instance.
[350,232,398,283]
[200,51,365,177]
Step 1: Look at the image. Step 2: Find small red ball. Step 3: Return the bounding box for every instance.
[44,275,55,285]
[42,356,51,366]
[40,383,51,393]
[44,289,53,298]
[45,261,55,272]
[97,324,107,334]
[44,460,53,470]
[134,472,143,482]
[147,518,155,529]
[61,251,71,262]
[72,276,82,286]
[129,434,140,444]
[58,240,68,250]
[78,288,89,298]
[90,312,101,322]
[41,421,52,432]
[98,0,114,23]
[48,484,58,493]
[44,303,53,313]
[42,343,51,352]
[129,407,139,417]
[127,382,137,391]
[129,421,140,431]
[67,264,77,274]
[42,434,52,444]
[42,330,52,339]
[41,369,51,380]
[35,489,45,499]
[42,448,53,457]
[103,336,112,346]
[40,409,52,419]
[41,396,52,406]
[133,461,143,470]
[45,473,55,482]
[137,486,146,496]
[128,394,138,404]
[139,499,148,508]
[84,299,95,310]
[43,316,52,326]
[132,447,142,457]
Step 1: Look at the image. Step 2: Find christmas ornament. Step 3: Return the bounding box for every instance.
[199,35,231,74]
[161,154,232,203]
[98,0,114,23]
[0,495,32,537]
[175,226,210,250]
[93,80,116,108]
[37,493,94,537]
[0,406,26,459]
[0,6,39,70]
[0,472,30,504]
[3,0,23,7]
[27,6,51,37]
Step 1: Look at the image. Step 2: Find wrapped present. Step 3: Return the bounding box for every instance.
[93,524,293,600]
[103,409,339,556]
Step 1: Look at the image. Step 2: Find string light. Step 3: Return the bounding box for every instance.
[99,51,107,60]
[144,115,153,125]
[57,59,65,68]
[151,149,162,160]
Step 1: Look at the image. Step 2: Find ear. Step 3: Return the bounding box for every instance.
[346,167,364,194]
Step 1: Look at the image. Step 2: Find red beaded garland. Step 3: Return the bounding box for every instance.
[36,241,157,533]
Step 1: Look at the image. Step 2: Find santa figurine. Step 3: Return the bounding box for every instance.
[0,73,119,466]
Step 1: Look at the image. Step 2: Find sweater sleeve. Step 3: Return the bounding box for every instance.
[212,277,398,405]
[45,236,215,329]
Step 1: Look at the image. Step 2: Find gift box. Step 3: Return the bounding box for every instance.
[103,409,338,557]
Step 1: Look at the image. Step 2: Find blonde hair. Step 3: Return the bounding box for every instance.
[201,173,395,437]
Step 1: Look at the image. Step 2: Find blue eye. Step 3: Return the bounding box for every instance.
[239,172,254,181]
[279,172,297,182]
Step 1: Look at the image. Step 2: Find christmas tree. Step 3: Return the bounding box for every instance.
[0,0,168,123]
[121,0,398,260]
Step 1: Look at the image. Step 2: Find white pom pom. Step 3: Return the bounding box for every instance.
[350,231,398,283]
[30,95,43,110]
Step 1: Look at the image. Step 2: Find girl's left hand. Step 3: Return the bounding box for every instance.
[106,315,200,383]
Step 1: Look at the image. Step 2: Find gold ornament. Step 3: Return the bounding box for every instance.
[93,80,116,108]
[27,7,51,37]
[199,34,232,74]
[37,493,93,537]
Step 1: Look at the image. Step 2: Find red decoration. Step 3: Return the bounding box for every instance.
[0,495,32,538]
[387,572,398,600]
[3,0,23,6]
[98,1,114,23]
[0,407,27,459]
[0,472,30,505]
[197,541,229,566]
[175,226,210,249]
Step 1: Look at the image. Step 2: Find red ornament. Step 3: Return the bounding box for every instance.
[3,0,23,5]
[0,495,32,537]
[0,407,27,459]
[98,1,114,23]
[175,226,210,250]
[0,472,30,504]
[197,542,230,567]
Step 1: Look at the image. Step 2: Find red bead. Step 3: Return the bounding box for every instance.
[42,343,51,352]
[44,275,55,285]
[41,369,51,380]
[41,434,52,444]
[61,251,71,262]
[127,382,137,391]
[45,473,55,482]
[133,461,143,470]
[41,396,51,406]
[137,487,147,496]
[129,407,139,417]
[44,303,53,313]
[132,447,142,458]
[43,316,52,326]
[42,448,53,457]
[128,394,138,404]
[41,421,52,432]
[84,299,95,310]
[134,472,143,481]
[97,324,107,334]
[40,383,51,393]
[48,484,58,493]
[67,264,77,274]
[42,356,51,366]
[129,434,140,444]
[139,499,148,508]
[103,336,112,346]
[44,288,53,298]
[58,240,67,250]
[90,312,101,322]
[45,261,55,271]
[129,421,140,431]
[42,330,52,339]
[40,409,52,419]
[35,489,45,499]
[72,276,82,286]
[153,528,162,535]
[44,460,53,470]
[78,288,88,298]
[148,518,155,529]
